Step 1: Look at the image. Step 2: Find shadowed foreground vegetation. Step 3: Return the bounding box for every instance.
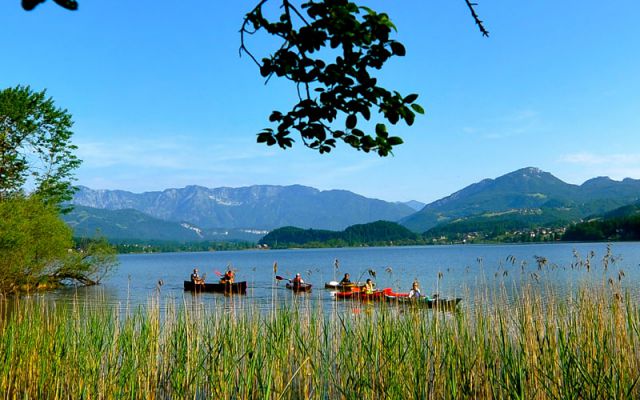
[2,280,640,399]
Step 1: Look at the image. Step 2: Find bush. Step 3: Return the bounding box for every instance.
[0,196,118,293]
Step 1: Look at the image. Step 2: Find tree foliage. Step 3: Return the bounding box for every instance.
[0,196,71,291]
[562,216,640,242]
[260,220,419,248]
[0,86,116,293]
[0,85,81,206]
[241,0,423,156]
[21,0,77,11]
[0,196,117,293]
[57,236,118,286]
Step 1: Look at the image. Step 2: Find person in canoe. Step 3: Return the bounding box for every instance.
[190,268,204,285]
[339,273,351,285]
[292,273,305,285]
[363,278,375,294]
[219,269,235,284]
[408,281,422,298]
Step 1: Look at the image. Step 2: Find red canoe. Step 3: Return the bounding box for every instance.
[334,287,392,300]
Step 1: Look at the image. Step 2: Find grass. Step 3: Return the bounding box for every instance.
[1,274,640,398]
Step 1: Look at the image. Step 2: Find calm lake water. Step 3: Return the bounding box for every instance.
[23,241,640,313]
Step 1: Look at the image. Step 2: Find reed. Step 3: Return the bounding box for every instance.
[1,281,639,399]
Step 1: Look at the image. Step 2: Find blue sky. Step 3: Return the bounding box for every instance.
[2,1,639,203]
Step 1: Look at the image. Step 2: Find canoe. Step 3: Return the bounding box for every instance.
[384,294,462,310]
[183,280,247,294]
[334,288,392,300]
[286,282,313,292]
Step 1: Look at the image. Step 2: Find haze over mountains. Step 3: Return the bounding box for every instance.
[65,167,640,242]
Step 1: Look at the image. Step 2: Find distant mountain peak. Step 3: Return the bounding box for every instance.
[581,176,615,186]
[519,167,543,175]
[505,167,553,179]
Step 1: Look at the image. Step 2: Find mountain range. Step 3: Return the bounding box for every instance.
[69,184,415,234]
[65,167,640,242]
[401,167,640,232]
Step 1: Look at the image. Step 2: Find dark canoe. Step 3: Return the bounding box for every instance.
[384,294,462,310]
[285,282,313,292]
[183,280,247,294]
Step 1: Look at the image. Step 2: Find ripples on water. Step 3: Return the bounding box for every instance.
[5,242,640,315]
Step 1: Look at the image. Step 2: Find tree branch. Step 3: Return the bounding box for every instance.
[464,0,489,37]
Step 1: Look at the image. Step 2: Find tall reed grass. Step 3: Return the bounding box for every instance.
[1,281,639,399]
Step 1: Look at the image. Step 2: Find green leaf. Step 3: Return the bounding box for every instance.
[259,59,272,77]
[388,111,399,125]
[405,110,415,126]
[390,42,406,56]
[387,136,404,146]
[411,103,425,114]
[269,111,283,122]
[375,123,388,137]
[379,14,397,31]
[361,106,371,121]
[360,6,376,16]
[257,130,274,144]
[346,114,357,129]
[403,93,418,104]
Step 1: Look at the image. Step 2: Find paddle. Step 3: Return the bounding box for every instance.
[275,275,291,282]
[214,270,223,277]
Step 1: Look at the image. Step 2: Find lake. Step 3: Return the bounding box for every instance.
[26,241,640,312]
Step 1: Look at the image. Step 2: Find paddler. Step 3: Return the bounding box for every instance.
[408,281,422,298]
[292,273,304,285]
[363,278,375,294]
[190,268,204,285]
[219,269,235,284]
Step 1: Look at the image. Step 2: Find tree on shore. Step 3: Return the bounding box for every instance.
[0,85,81,206]
[0,196,117,292]
[0,86,117,293]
